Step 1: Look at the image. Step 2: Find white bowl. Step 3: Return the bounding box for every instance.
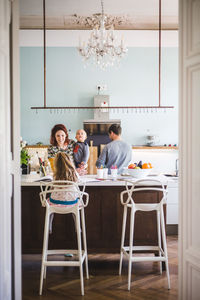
[124,167,152,179]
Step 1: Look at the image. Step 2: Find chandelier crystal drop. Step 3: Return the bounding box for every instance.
[77,0,128,70]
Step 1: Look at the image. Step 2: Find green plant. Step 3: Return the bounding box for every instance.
[20,138,30,166]
[21,148,30,166]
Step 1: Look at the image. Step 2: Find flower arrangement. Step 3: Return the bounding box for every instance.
[111,165,117,169]
[97,165,104,169]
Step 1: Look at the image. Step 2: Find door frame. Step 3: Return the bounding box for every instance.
[0,0,21,299]
[179,0,200,299]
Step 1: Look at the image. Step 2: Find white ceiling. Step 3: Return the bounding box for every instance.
[19,0,178,17]
[19,0,178,30]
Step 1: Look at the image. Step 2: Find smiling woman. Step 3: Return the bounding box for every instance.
[48,124,76,163]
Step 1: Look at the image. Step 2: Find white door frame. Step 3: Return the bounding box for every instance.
[1,0,200,299]
[0,0,21,299]
[11,0,22,299]
[179,0,200,299]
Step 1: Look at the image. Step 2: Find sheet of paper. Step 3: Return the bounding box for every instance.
[79,177,103,183]
[34,175,53,182]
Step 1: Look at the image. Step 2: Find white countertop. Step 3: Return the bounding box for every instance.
[21,174,178,187]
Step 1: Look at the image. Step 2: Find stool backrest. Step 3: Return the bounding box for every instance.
[39,180,89,208]
[121,178,168,206]
[40,180,80,207]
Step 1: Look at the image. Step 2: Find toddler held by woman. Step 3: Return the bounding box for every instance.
[73,129,89,169]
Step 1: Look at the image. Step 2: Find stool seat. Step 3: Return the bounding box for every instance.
[119,178,170,291]
[39,180,89,296]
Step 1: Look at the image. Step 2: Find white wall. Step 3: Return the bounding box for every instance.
[19,30,178,147]
[132,149,178,174]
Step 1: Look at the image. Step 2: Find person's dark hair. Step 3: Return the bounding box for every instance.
[50,124,69,146]
[108,124,122,136]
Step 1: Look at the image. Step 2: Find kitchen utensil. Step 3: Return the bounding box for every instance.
[146,135,160,146]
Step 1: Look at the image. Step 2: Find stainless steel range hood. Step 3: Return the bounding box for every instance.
[83,95,121,135]
[83,120,121,136]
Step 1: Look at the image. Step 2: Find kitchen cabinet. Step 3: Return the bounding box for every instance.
[167,185,178,224]
[21,182,166,254]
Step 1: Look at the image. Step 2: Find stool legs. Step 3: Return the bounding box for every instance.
[128,207,135,291]
[39,208,89,296]
[119,181,170,291]
[76,209,84,296]
[119,205,170,291]
[39,209,50,295]
[156,210,162,274]
[43,213,52,280]
[119,205,127,275]
[160,206,171,290]
[81,208,89,279]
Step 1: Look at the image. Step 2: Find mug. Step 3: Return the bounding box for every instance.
[97,168,104,179]
[111,168,118,179]
[103,168,108,179]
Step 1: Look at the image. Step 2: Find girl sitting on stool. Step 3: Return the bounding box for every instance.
[50,152,79,206]
[49,152,81,257]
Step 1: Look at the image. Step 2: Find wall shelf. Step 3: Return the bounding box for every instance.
[132,146,178,150]
[25,145,49,148]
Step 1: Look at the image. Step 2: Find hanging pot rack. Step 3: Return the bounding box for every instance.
[31,0,174,112]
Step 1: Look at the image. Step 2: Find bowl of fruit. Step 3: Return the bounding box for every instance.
[124,161,153,179]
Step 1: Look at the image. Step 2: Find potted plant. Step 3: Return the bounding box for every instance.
[20,138,30,174]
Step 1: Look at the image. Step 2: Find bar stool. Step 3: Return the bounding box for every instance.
[119,178,170,290]
[39,180,89,296]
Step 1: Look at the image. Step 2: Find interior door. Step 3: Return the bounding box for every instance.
[179,0,200,299]
[0,1,13,298]
[0,0,21,299]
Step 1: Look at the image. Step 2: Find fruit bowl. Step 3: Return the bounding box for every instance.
[124,167,152,179]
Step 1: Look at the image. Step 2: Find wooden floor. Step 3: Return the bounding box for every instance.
[22,235,178,300]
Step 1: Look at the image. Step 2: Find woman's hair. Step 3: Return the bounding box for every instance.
[53,152,78,182]
[50,124,69,146]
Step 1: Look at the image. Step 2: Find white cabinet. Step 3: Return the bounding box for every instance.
[166,185,178,224]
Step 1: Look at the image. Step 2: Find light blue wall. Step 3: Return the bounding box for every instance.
[20,47,178,146]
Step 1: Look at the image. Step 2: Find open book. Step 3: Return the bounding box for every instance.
[34,175,53,182]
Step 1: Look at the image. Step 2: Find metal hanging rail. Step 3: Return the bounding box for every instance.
[32,105,174,110]
[31,0,174,111]
[43,0,46,108]
[158,0,161,107]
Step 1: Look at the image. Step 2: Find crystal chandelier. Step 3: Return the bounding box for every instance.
[77,0,128,70]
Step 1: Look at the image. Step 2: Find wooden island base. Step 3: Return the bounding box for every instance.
[21,185,165,254]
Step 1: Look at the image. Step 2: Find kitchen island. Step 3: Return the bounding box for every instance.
[21,174,169,254]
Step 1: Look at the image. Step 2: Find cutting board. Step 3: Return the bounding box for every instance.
[87,145,98,175]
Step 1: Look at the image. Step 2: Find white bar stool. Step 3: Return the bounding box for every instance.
[119,178,170,291]
[39,180,89,296]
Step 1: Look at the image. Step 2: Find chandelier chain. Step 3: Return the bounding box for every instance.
[101,0,104,18]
